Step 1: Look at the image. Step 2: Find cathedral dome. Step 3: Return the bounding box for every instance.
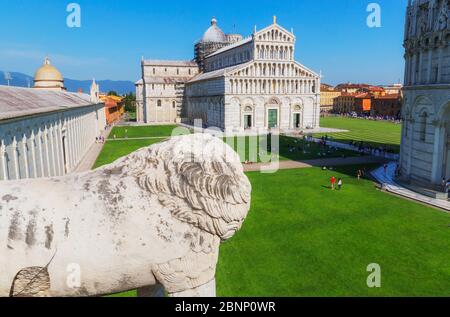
[201,17,227,43]
[33,57,65,90]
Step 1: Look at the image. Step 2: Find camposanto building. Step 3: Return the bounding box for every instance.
[399,0,450,190]
[0,58,106,181]
[136,17,321,133]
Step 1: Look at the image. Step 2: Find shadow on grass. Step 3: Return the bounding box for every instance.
[317,137,400,154]
[224,135,358,163]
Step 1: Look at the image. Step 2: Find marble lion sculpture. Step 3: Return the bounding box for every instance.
[0,133,251,297]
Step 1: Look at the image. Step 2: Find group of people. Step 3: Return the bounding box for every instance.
[347,140,394,157]
[330,176,343,190]
[331,113,401,124]
[95,136,106,144]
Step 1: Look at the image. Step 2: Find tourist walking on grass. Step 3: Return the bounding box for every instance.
[330,176,336,190]
[357,169,362,180]
[337,178,343,190]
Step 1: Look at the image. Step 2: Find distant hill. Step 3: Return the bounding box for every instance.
[0,71,135,95]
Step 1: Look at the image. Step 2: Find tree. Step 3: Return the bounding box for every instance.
[123,92,136,113]
[107,90,119,96]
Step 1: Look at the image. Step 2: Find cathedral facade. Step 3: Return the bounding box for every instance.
[136,17,321,133]
[400,0,450,189]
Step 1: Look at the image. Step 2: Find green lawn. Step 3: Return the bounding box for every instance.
[93,138,167,169]
[108,125,184,139]
[314,117,402,153]
[125,111,136,121]
[217,166,450,296]
[224,135,357,163]
[93,125,450,297]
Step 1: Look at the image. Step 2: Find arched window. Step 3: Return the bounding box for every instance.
[172,101,176,109]
[157,100,162,107]
[420,112,428,141]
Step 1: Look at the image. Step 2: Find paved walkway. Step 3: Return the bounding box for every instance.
[371,162,450,212]
[243,156,387,172]
[72,128,112,173]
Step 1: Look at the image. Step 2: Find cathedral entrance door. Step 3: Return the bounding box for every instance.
[244,115,252,129]
[268,109,278,129]
[294,113,301,129]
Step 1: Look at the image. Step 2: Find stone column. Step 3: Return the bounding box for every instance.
[37,129,45,177]
[30,131,37,178]
[0,140,7,180]
[431,121,446,184]
[406,119,415,177]
[12,136,19,180]
[437,46,444,83]
[417,51,423,84]
[411,53,417,85]
[69,117,75,168]
[22,134,29,179]
[49,125,57,177]
[56,120,64,176]
[43,127,51,177]
[404,54,410,85]
[427,49,433,83]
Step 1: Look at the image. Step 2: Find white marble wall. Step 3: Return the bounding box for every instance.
[139,64,199,124]
[0,104,105,181]
[400,0,450,188]
[204,41,253,72]
[400,86,450,187]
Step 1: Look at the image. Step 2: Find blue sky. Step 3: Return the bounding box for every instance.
[0,0,408,85]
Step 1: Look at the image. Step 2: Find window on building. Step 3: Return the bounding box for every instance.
[177,68,179,75]
[153,68,155,74]
[172,101,176,109]
[157,100,162,107]
[189,69,191,75]
[433,66,439,83]
[420,112,428,141]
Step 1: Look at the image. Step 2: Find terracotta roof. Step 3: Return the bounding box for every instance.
[354,92,371,99]
[373,93,400,100]
[367,86,385,92]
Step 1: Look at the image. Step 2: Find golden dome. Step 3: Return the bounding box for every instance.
[33,57,65,90]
